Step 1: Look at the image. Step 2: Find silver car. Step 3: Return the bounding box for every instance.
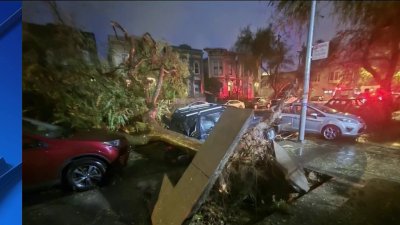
[277,103,366,140]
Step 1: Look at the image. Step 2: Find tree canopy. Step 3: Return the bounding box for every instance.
[269,1,400,93]
[233,25,293,97]
[23,4,189,132]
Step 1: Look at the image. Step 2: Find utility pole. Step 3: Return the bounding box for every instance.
[299,0,316,142]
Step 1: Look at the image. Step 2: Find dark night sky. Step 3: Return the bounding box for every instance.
[23,1,338,67]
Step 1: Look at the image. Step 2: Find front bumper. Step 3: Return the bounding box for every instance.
[341,122,366,137]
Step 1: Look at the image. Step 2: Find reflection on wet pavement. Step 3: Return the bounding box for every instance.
[280,136,400,184]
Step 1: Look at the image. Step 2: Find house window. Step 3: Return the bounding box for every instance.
[212,60,223,76]
[329,71,342,82]
[194,61,200,74]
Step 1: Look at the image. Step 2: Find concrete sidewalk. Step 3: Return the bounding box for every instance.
[256,137,400,225]
[257,177,400,225]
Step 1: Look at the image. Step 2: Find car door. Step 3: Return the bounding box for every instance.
[23,135,59,186]
[290,105,302,131]
[305,107,324,133]
[278,105,296,132]
[289,105,323,133]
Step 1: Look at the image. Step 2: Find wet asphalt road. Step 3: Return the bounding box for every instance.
[23,138,400,225]
[280,135,400,183]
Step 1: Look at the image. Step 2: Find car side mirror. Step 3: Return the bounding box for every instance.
[310,113,318,119]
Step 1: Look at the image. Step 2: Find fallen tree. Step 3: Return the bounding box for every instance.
[183,85,307,225]
[23,4,309,225]
[23,2,200,151]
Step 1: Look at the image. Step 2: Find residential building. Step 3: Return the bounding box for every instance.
[23,22,99,66]
[107,35,131,67]
[203,48,256,100]
[108,36,204,98]
[171,44,204,98]
[310,64,363,98]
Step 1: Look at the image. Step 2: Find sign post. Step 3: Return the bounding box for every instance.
[312,41,329,61]
[298,0,317,142]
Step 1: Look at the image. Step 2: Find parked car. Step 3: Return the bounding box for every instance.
[324,98,364,116]
[169,103,225,141]
[169,103,276,142]
[310,96,324,102]
[310,96,328,105]
[224,100,245,108]
[23,118,130,191]
[186,101,208,107]
[249,97,270,109]
[270,96,299,108]
[164,102,277,163]
[277,103,366,140]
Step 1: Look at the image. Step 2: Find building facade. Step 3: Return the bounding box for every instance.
[171,44,204,98]
[204,48,256,100]
[23,22,99,66]
[108,36,204,98]
[310,64,364,98]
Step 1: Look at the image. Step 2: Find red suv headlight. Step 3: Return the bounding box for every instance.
[103,139,121,148]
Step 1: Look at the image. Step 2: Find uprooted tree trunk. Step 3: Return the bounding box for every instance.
[185,83,300,225]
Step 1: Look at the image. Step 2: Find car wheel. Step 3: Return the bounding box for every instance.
[65,158,107,191]
[322,125,341,140]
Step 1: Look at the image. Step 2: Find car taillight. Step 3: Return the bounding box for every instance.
[103,139,121,148]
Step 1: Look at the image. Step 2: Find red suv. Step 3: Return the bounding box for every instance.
[23,118,130,191]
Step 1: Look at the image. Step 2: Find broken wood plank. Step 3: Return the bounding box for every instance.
[151,108,254,225]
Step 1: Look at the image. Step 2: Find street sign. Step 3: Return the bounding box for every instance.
[312,41,329,60]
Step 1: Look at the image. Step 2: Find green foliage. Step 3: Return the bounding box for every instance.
[235,25,293,72]
[269,1,400,92]
[234,25,293,96]
[23,19,188,131]
[204,77,222,95]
